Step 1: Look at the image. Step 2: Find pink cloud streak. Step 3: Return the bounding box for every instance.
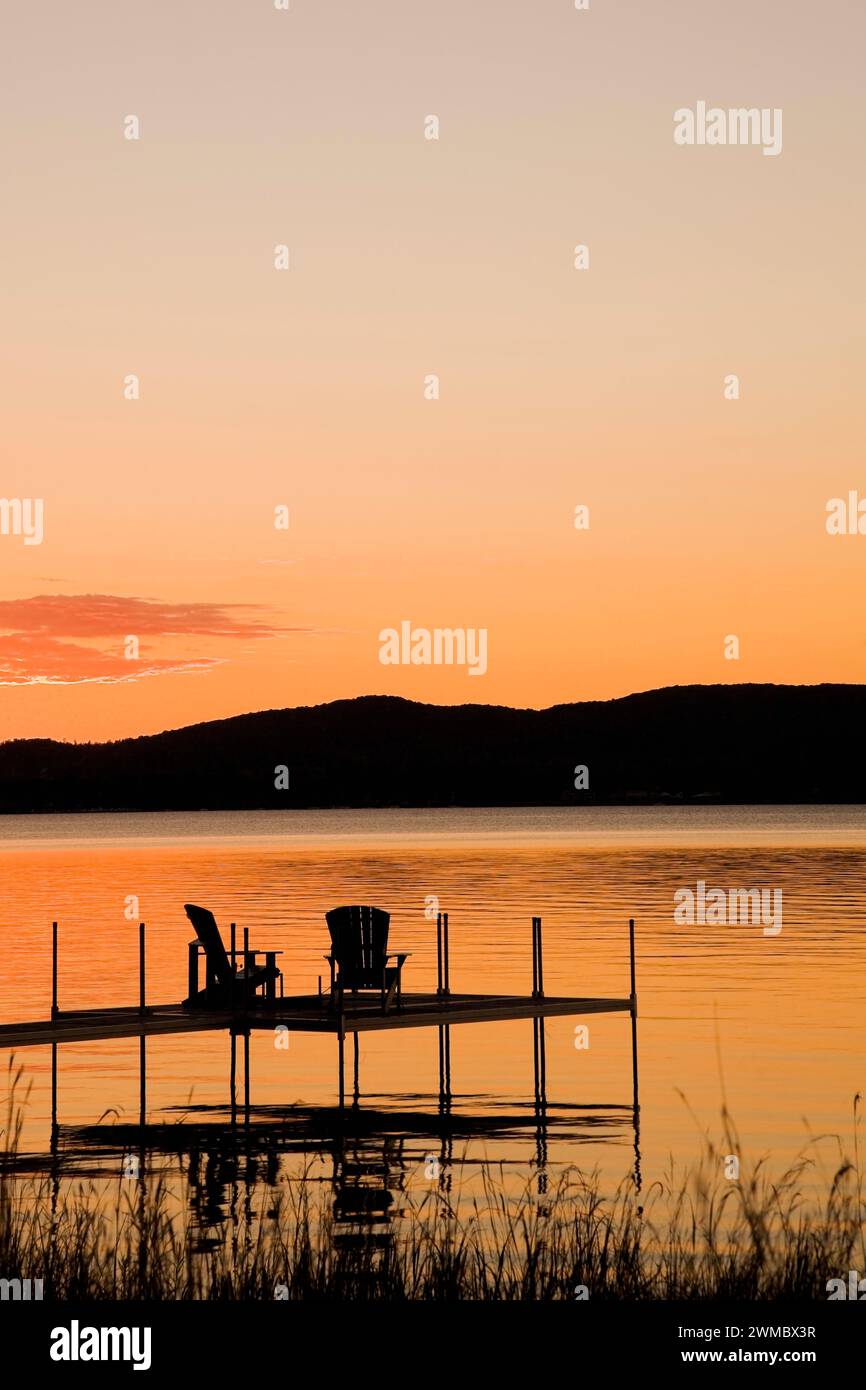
[0,594,299,685]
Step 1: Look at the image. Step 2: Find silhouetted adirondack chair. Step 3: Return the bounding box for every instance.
[325,906,410,1013]
[183,903,282,1009]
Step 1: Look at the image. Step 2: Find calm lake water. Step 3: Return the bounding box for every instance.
[2,806,865,1225]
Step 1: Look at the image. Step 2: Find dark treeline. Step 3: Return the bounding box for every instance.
[1,683,863,813]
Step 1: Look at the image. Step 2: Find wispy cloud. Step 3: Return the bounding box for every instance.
[0,594,300,685]
[0,634,222,686]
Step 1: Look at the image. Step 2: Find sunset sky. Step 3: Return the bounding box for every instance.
[2,0,864,742]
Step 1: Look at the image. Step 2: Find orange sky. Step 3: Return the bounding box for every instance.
[1,1,864,742]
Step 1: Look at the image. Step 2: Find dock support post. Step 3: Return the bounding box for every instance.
[436,912,443,995]
[353,1031,359,1106]
[138,920,147,1131]
[230,923,238,1040]
[437,912,452,1111]
[532,915,537,997]
[338,1027,345,1112]
[243,1029,250,1122]
[243,926,250,1027]
[531,916,544,998]
[437,912,450,996]
[51,920,58,1019]
[138,922,146,1015]
[230,1030,237,1127]
[629,917,639,1116]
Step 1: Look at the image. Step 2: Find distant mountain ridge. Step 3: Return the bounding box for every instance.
[1,683,864,813]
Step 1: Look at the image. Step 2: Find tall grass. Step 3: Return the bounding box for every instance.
[1,1060,863,1300]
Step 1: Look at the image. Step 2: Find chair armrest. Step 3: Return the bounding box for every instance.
[385,952,412,960]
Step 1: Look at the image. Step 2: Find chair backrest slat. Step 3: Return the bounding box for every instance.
[326,906,390,988]
[184,904,233,986]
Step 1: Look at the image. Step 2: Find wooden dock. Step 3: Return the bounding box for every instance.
[0,912,640,1122]
[0,990,633,1050]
